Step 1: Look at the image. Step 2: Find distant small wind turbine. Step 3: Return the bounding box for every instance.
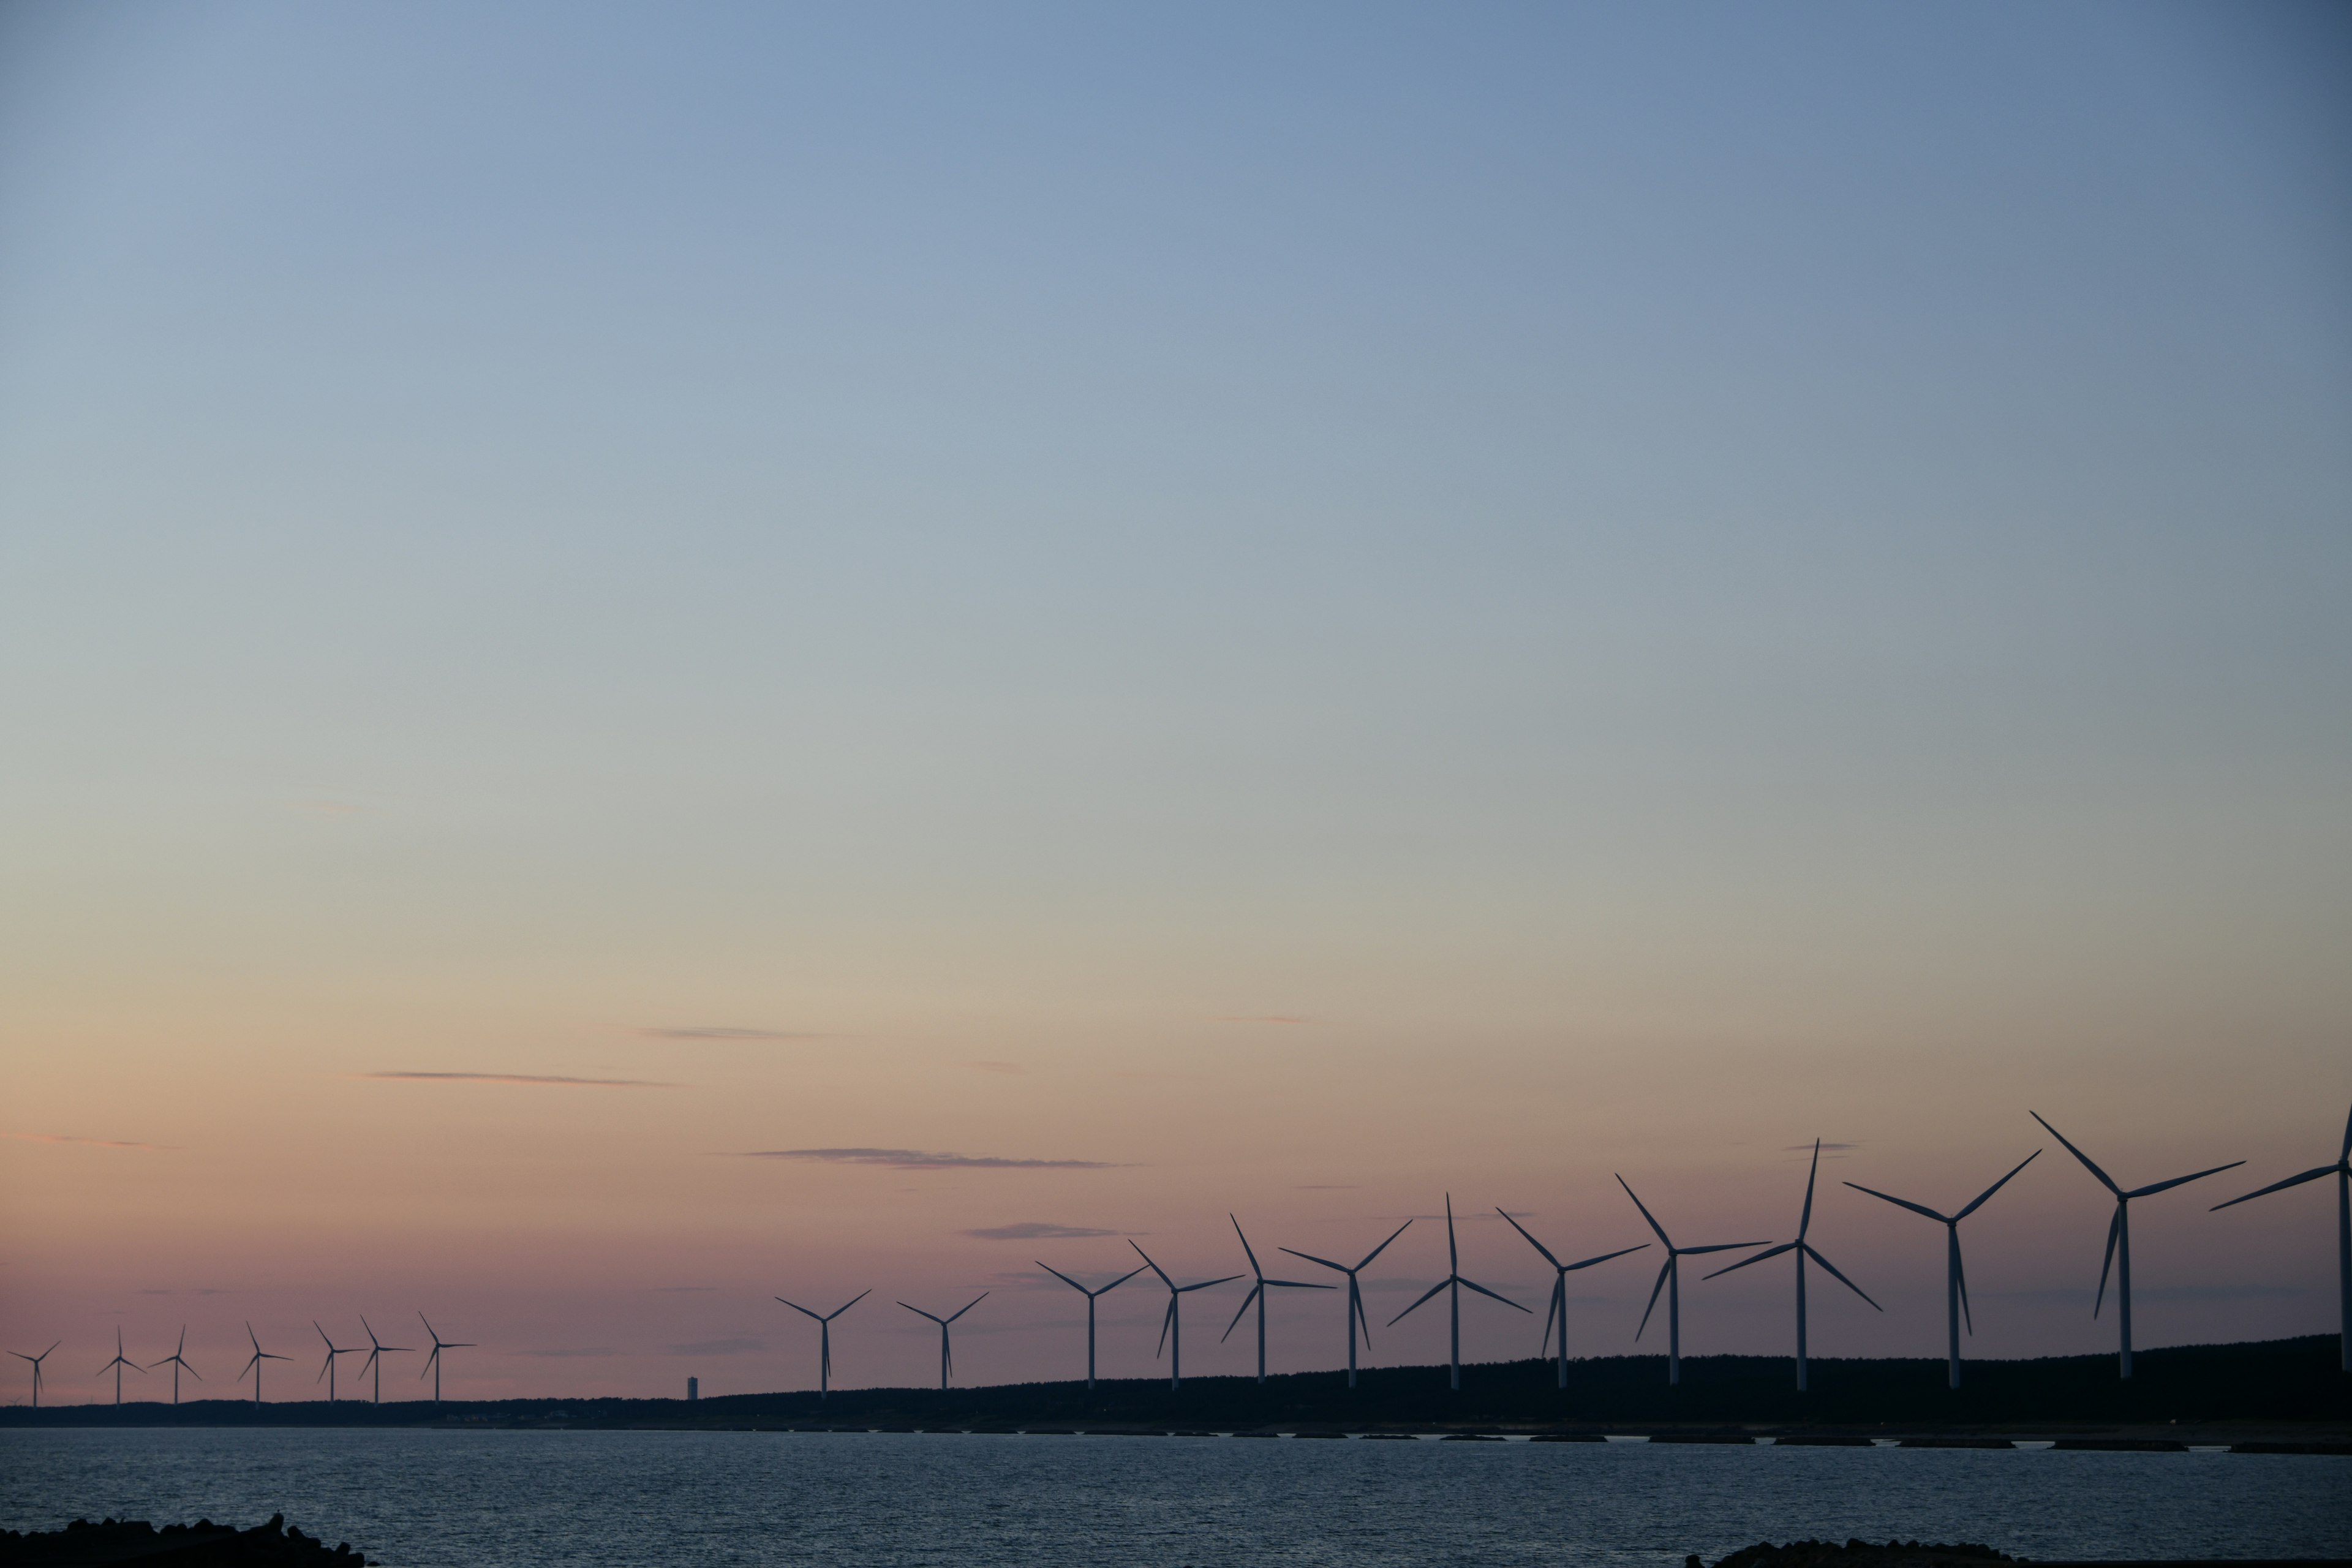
[1129,1242,1242,1392]
[1616,1175,1766,1385]
[357,1315,410,1404]
[1845,1148,2040,1388]
[2032,1111,2242,1379]
[1221,1215,1333,1384]
[2211,1101,2352,1373]
[418,1314,473,1404]
[1387,1196,1530,1392]
[148,1327,203,1405]
[775,1289,870,1400]
[1280,1221,1411,1389]
[897,1294,987,1390]
[11,1342,59,1408]
[238,1322,290,1408]
[1705,1140,1881,1390]
[1036,1263,1144,1391]
[1494,1209,1646,1390]
[313,1322,360,1403]
[96,1329,145,1406]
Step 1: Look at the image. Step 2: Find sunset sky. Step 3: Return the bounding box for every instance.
[2,1,2348,1402]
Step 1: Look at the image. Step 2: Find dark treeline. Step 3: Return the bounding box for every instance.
[4,1336,2344,1432]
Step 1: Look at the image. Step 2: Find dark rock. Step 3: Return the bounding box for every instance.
[0,1515,371,1566]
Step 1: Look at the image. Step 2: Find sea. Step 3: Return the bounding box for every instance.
[2,1429,2347,1567]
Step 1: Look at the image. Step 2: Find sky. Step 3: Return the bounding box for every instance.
[1,1,2348,1403]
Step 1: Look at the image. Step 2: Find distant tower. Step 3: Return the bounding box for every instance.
[687,1376,698,1402]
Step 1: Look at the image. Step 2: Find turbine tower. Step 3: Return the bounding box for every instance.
[1494,1209,1645,1390]
[775,1289,870,1400]
[97,1329,145,1406]
[313,1322,359,1403]
[897,1294,986,1390]
[1129,1242,1241,1392]
[2032,1111,2242,1379]
[238,1323,290,1408]
[1387,1195,1529,1392]
[1280,1221,1410,1389]
[1844,1148,2040,1388]
[1221,1215,1333,1384]
[149,1328,203,1405]
[1704,1140,1881,1390]
[1616,1175,1766,1385]
[10,1342,59,1408]
[1036,1263,1143,1391]
[2211,1101,2352,1373]
[418,1314,473,1404]
[357,1316,410,1404]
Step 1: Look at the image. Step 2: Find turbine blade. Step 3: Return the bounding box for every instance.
[1385,1277,1450,1327]
[1635,1259,1672,1340]
[1954,1237,1973,1336]
[1615,1176,1674,1249]
[1230,1213,1263,1278]
[1354,1285,1374,1349]
[1803,1243,1881,1310]
[2029,1112,2121,1195]
[2341,1099,2352,1166]
[775,1297,821,1320]
[897,1303,943,1323]
[2126,1160,2245,1200]
[1357,1219,1413,1269]
[1177,1275,1244,1292]
[418,1313,438,1341]
[1679,1241,1771,1254]
[1703,1242,1795,1280]
[2211,1166,2337,1210]
[1539,1281,1559,1351]
[1457,1276,1530,1313]
[1100,1266,1147,1294]
[1953,1150,2041,1221]
[1262,1279,1335,1290]
[1444,1193,1458,1272]
[2094,1205,2122,1317]
[1278,1248,1348,1273]
[1156,1297,1174,1359]
[1129,1241,1172,1286]
[1035,1263,1087,1293]
[1495,1208,1561,1267]
[946,1292,988,1322]
[1798,1140,1822,1238]
[1561,1242,1648,1272]
[829,1290,871,1318]
[1221,1284,1261,1341]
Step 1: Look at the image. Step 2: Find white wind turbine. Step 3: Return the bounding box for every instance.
[1494,1209,1645,1390]
[1129,1242,1241,1392]
[776,1289,870,1400]
[97,1329,145,1406]
[418,1314,473,1404]
[1221,1215,1333,1384]
[149,1328,202,1405]
[1844,1148,2040,1388]
[1616,1175,1766,1385]
[1703,1140,1880,1390]
[238,1322,290,1408]
[2032,1112,2242,1379]
[11,1342,59,1408]
[357,1316,410,1404]
[1387,1196,1529,1391]
[314,1322,360,1403]
[1280,1221,1411,1389]
[2211,1101,2352,1373]
[897,1294,987,1390]
[1036,1263,1144,1391]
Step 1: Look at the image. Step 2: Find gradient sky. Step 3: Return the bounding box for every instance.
[2,1,2348,1403]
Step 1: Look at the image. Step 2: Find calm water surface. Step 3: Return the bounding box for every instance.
[3,1430,2347,1567]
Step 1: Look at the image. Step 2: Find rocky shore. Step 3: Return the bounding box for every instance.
[0,1515,368,1566]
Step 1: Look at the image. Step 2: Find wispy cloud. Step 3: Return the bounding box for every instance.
[667,1337,763,1357]
[643,1027,826,1041]
[962,1222,1117,1241]
[732,1148,1123,1170]
[4,1132,176,1151]
[1294,1184,1359,1190]
[1219,1015,1311,1025]
[518,1347,619,1359]
[970,1060,1023,1074]
[353,1072,680,1088]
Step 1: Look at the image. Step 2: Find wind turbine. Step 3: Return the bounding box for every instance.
[1844,1148,2040,1388]
[1221,1215,1333,1384]
[356,1315,410,1404]
[1387,1195,1530,1392]
[11,1342,59,1408]
[1035,1263,1143,1391]
[313,1322,359,1403]
[1494,1209,1646,1390]
[2032,1111,2243,1379]
[97,1329,145,1406]
[418,1314,473,1404]
[1280,1221,1411,1389]
[2211,1101,2352,1373]
[149,1328,203,1405]
[1616,1175,1766,1385]
[1129,1242,1241,1392]
[1704,1140,1881,1390]
[775,1289,870,1399]
[238,1322,290,1408]
[897,1294,986,1390]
